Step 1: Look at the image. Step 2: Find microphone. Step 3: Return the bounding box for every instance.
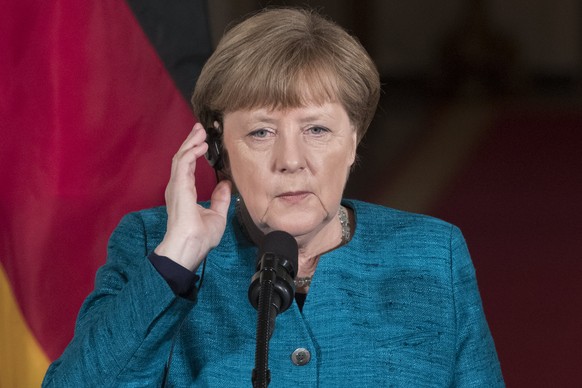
[248,231,298,387]
[248,230,298,316]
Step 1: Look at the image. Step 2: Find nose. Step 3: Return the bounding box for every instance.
[274,133,306,173]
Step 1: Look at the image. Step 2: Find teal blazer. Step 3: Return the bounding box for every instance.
[43,198,504,387]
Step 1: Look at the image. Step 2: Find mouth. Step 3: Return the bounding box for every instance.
[276,191,311,203]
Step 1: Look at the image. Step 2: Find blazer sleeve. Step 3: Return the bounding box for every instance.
[451,225,505,387]
[42,211,197,387]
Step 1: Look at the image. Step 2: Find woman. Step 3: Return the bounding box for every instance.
[43,8,503,387]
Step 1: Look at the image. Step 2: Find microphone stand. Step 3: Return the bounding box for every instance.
[248,231,298,387]
[251,257,282,388]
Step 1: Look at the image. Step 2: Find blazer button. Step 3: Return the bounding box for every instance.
[291,348,311,366]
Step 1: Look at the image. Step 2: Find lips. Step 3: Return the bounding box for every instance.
[276,191,311,203]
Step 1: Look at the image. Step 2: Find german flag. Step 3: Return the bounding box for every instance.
[0,2,215,386]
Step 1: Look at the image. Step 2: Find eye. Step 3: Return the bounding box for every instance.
[307,126,330,135]
[249,128,272,138]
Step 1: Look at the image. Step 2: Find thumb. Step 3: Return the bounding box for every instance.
[209,180,232,217]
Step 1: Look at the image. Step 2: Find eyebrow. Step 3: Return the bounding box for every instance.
[248,110,332,125]
[248,114,278,124]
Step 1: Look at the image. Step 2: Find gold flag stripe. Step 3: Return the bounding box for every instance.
[0,265,50,387]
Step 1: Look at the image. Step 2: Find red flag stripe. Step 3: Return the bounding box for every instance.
[0,0,215,363]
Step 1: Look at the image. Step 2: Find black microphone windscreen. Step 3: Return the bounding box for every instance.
[259,231,298,276]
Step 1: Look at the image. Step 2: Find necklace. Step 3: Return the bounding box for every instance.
[294,205,351,288]
[338,205,351,245]
[294,276,312,288]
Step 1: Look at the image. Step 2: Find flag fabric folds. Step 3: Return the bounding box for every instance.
[0,1,214,386]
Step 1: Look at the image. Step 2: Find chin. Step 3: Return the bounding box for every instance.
[261,212,326,238]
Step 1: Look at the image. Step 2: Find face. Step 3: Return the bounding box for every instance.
[222,102,357,242]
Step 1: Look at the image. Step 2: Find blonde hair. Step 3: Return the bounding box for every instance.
[192,7,380,143]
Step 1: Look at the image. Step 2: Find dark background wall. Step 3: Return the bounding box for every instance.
[207,1,582,386]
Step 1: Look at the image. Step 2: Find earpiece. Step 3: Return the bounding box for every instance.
[204,119,224,171]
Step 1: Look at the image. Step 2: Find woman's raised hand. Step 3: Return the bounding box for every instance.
[154,123,232,271]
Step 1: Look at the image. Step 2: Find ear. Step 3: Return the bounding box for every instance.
[348,128,358,166]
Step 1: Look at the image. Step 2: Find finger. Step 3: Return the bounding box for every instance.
[209,180,232,217]
[171,142,208,189]
[172,129,209,170]
[189,140,209,161]
[176,123,207,154]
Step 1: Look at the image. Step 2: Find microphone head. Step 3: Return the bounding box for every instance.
[259,231,298,278]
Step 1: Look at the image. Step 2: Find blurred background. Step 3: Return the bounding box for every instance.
[1,0,581,386]
[210,2,582,386]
